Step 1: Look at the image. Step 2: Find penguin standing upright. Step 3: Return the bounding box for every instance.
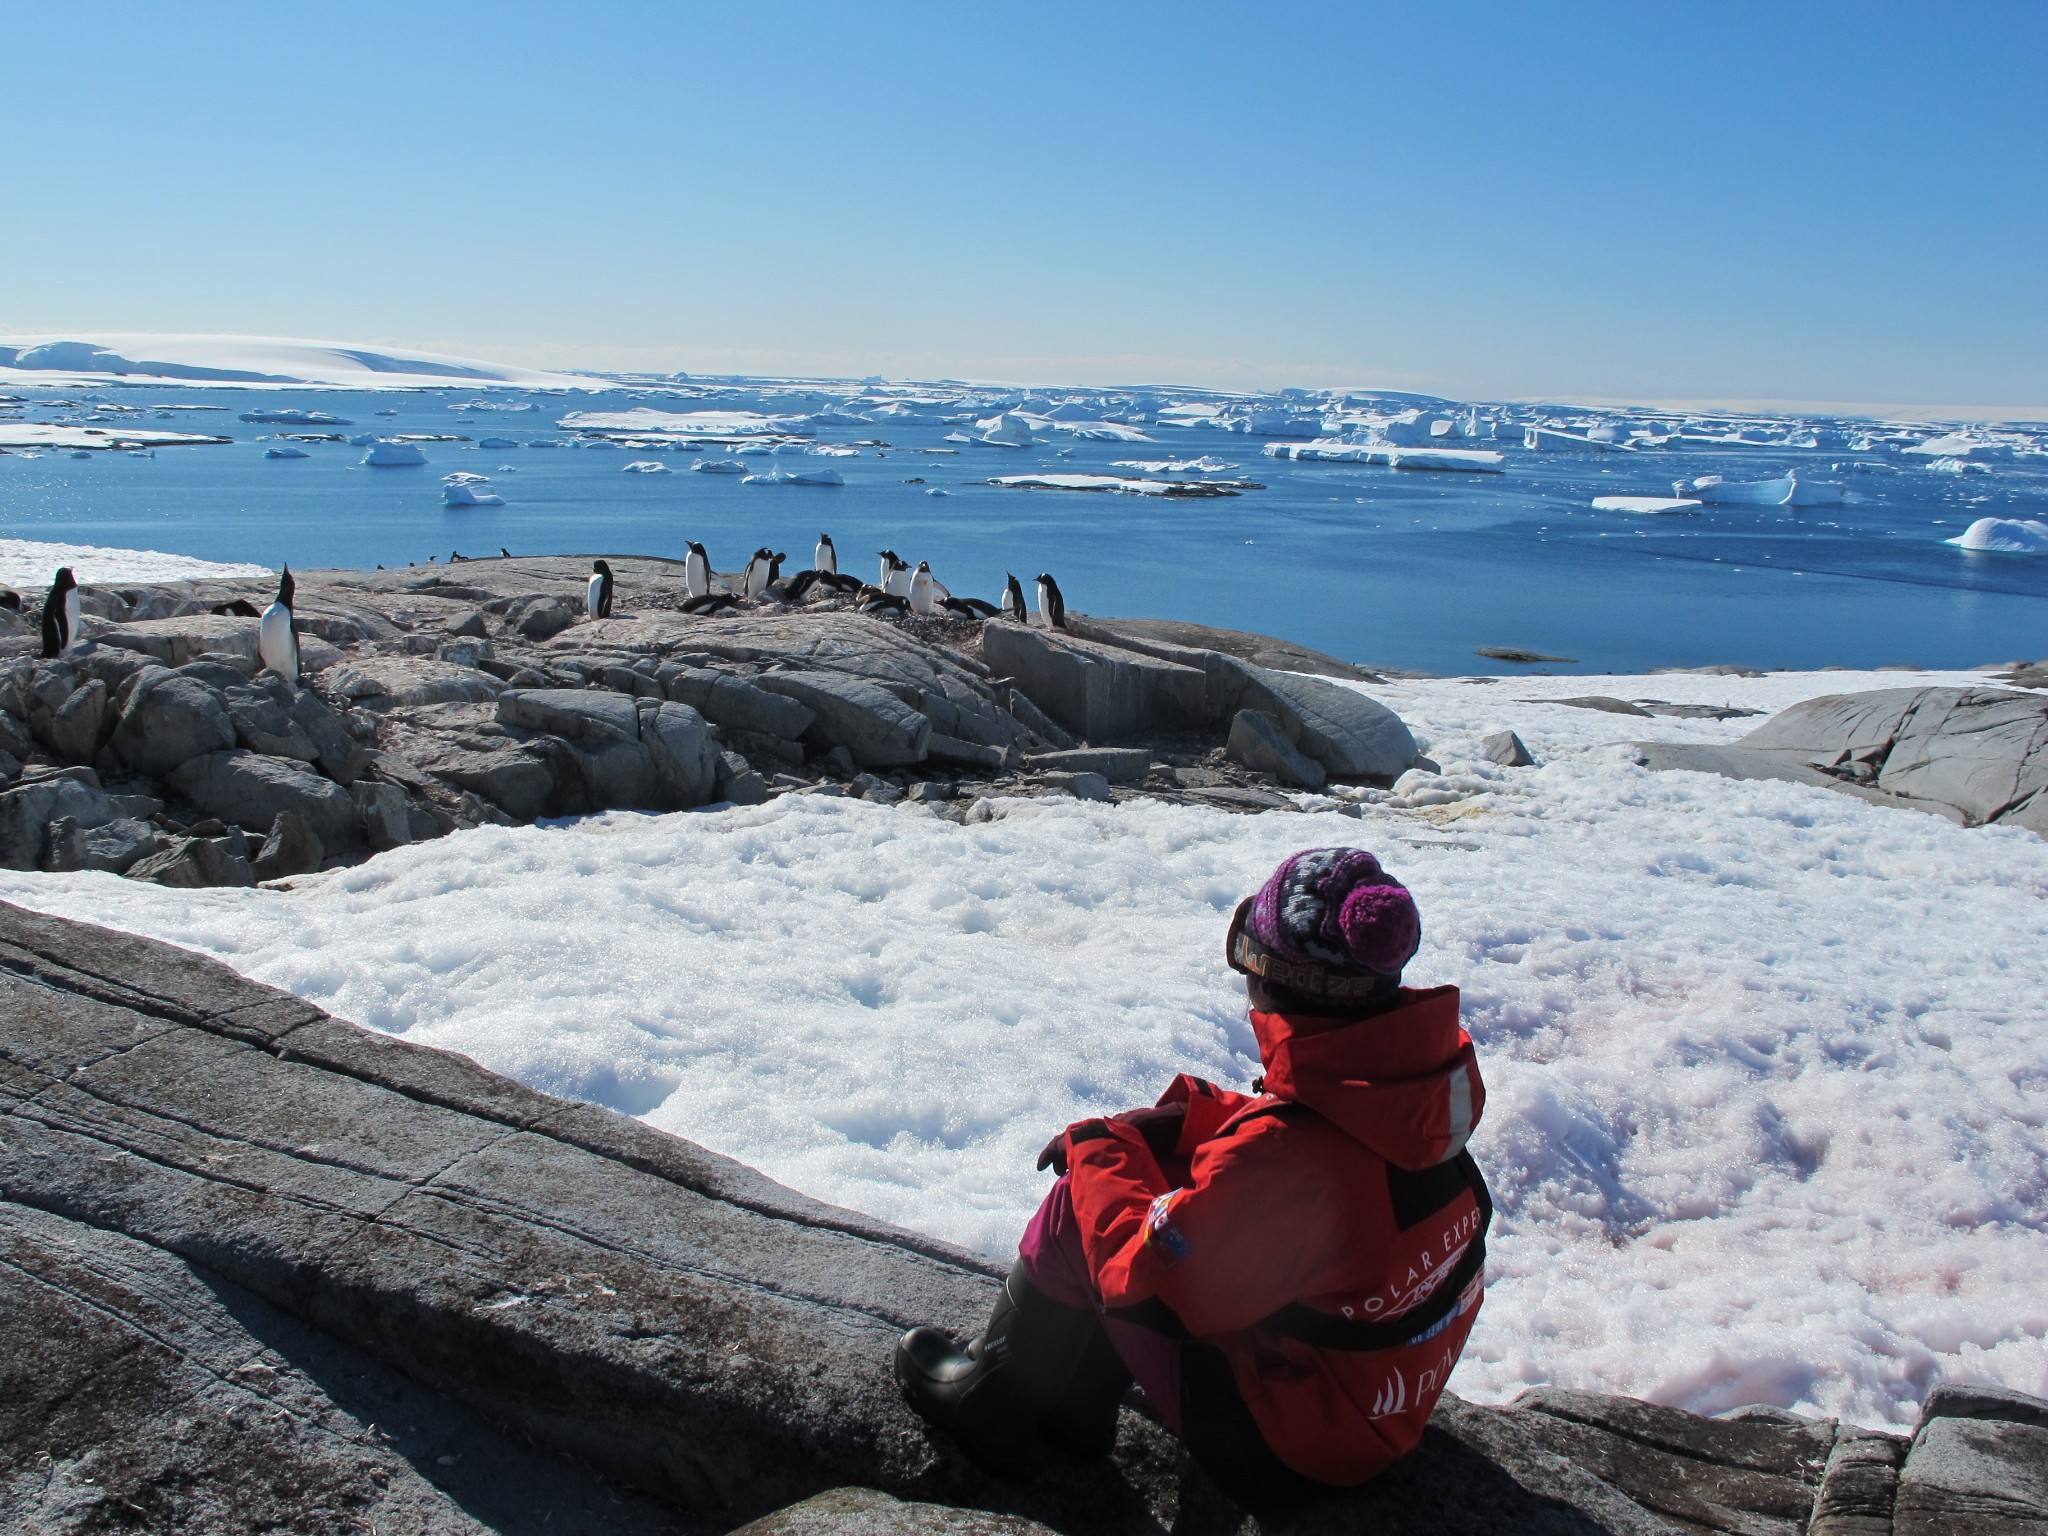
[1035,572,1067,630]
[258,566,299,685]
[587,559,615,619]
[684,542,712,600]
[743,548,774,599]
[1001,572,1027,622]
[815,533,838,576]
[40,567,80,659]
[909,561,938,616]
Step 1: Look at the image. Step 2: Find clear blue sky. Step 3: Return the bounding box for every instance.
[6,2,2043,409]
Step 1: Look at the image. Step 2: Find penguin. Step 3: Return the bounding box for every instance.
[815,533,838,576]
[1001,572,1027,622]
[1035,572,1067,630]
[684,541,712,600]
[742,548,775,599]
[877,550,913,597]
[258,566,299,685]
[909,561,938,616]
[0,590,20,612]
[211,599,262,618]
[40,567,81,658]
[500,547,512,558]
[858,588,909,616]
[780,568,823,602]
[587,559,615,619]
[681,591,739,616]
[940,595,1000,619]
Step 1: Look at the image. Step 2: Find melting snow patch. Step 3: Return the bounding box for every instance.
[0,538,269,585]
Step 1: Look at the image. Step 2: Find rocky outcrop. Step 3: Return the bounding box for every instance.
[10,901,2044,1535]
[1636,687,2048,835]
[0,559,1433,886]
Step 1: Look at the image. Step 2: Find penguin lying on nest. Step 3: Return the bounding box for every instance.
[681,591,739,615]
[211,598,262,618]
[857,585,909,616]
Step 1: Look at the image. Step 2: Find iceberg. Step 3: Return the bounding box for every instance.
[977,412,1038,448]
[1928,456,1990,475]
[556,407,807,437]
[478,436,521,450]
[239,408,351,426]
[622,460,671,474]
[443,484,506,507]
[693,459,747,474]
[263,445,310,460]
[1265,440,1504,472]
[1682,473,1794,506]
[741,467,844,487]
[1591,495,1701,515]
[1526,425,1630,452]
[361,440,428,467]
[988,473,1249,498]
[1945,517,2048,553]
[1112,457,1238,474]
[441,471,492,486]
[1905,433,2012,460]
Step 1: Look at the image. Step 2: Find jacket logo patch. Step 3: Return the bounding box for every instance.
[1143,1192,1191,1267]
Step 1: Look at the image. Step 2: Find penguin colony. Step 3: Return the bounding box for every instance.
[573,535,1065,629]
[13,535,1067,686]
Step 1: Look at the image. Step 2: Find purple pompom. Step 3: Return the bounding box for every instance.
[1247,847,1421,976]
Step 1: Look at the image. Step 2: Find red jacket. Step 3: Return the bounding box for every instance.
[1063,985,1489,1487]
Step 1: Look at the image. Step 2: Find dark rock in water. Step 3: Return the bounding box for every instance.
[15,902,2044,1535]
[252,809,324,880]
[110,668,238,778]
[1226,707,1326,790]
[1476,647,1579,665]
[1481,729,1537,767]
[169,749,359,850]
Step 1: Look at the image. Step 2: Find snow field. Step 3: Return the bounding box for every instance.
[1,666,2042,1429]
[0,537,271,587]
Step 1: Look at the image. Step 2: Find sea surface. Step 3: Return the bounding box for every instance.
[3,386,2045,676]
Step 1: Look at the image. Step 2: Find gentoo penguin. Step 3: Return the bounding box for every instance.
[684,541,712,600]
[1035,572,1067,630]
[742,548,774,599]
[1001,573,1027,622]
[500,547,512,558]
[858,587,909,616]
[0,590,20,612]
[815,533,838,576]
[258,566,299,685]
[40,568,81,658]
[211,598,262,618]
[587,559,615,619]
[877,550,913,597]
[941,595,999,619]
[909,561,938,616]
[681,591,739,616]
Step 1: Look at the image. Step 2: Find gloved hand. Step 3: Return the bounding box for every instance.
[1036,1103,1188,1175]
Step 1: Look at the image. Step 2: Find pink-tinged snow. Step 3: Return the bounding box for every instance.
[2,666,2043,1430]
[1,537,270,587]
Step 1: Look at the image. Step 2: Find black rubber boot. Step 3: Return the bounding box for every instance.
[1038,1318,1132,1459]
[894,1260,1125,1473]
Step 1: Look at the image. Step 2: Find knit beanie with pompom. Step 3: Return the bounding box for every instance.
[1246,847,1421,979]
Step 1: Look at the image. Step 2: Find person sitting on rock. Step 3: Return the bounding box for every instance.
[895,848,1491,1510]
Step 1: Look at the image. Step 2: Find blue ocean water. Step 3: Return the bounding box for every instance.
[3,387,2044,676]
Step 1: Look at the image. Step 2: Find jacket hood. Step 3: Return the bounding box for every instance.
[1248,985,1483,1170]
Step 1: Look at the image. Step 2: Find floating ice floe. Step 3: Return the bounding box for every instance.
[741,467,844,487]
[1945,517,2048,553]
[361,440,428,467]
[1113,457,1239,474]
[0,422,232,451]
[693,459,747,475]
[1905,433,2013,461]
[1927,457,1990,476]
[988,473,1251,498]
[1524,425,1631,452]
[926,487,950,497]
[557,407,808,437]
[1680,471,1844,507]
[239,408,351,426]
[1591,495,1702,515]
[263,445,310,460]
[443,484,506,507]
[442,472,492,486]
[527,439,567,449]
[478,436,521,450]
[622,460,670,474]
[808,445,860,457]
[1049,420,1155,442]
[1266,440,1505,473]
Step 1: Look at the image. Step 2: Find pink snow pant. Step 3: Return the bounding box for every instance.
[1018,1174,1184,1432]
